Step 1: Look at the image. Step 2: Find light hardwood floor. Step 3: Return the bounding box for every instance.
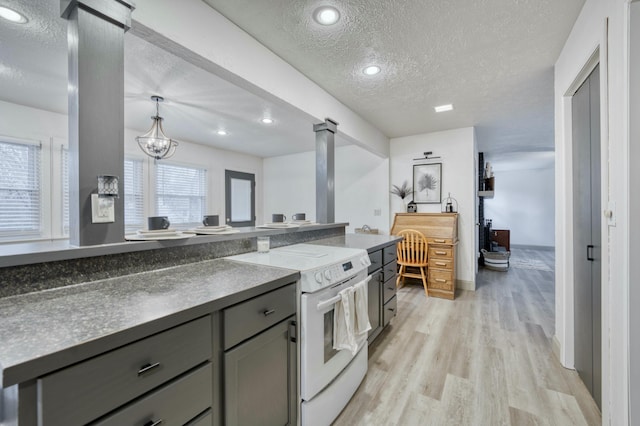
[334,248,602,426]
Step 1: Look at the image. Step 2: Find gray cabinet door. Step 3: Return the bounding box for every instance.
[367,269,382,343]
[224,317,296,426]
[572,64,601,408]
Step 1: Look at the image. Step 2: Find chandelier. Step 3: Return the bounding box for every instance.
[136,95,179,160]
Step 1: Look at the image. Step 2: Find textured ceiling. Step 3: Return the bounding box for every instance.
[203,0,585,153]
[0,0,585,157]
[0,0,323,158]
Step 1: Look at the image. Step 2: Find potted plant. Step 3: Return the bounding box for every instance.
[390,181,414,212]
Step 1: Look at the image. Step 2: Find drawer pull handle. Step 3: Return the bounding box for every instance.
[388,308,395,312]
[435,278,447,283]
[137,362,161,376]
[263,309,276,316]
[435,251,447,255]
[144,420,163,426]
[434,239,445,243]
[435,262,447,266]
[387,287,395,291]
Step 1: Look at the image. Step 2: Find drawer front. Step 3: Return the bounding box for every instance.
[368,250,383,275]
[224,283,296,349]
[383,296,397,327]
[427,237,453,245]
[383,276,396,304]
[429,246,453,259]
[186,409,214,426]
[429,269,455,291]
[383,260,397,282]
[39,316,212,426]
[93,363,213,426]
[429,257,453,270]
[382,245,397,264]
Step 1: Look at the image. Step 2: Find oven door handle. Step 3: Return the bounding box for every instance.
[317,295,342,311]
[316,275,372,311]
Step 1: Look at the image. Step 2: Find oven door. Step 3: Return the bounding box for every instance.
[300,272,368,401]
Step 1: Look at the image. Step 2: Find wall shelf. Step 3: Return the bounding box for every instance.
[478,190,494,198]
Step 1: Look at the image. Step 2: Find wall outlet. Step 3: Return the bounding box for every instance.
[91,194,115,223]
[374,209,381,216]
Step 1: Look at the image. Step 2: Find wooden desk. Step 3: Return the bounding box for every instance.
[491,229,510,252]
[391,213,458,299]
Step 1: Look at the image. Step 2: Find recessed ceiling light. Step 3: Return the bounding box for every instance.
[217,130,228,136]
[313,6,340,25]
[261,118,273,124]
[0,6,28,23]
[363,65,381,76]
[434,104,454,113]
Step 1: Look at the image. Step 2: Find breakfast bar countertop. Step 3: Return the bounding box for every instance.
[0,258,298,388]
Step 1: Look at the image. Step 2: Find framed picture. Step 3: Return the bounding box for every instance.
[413,163,442,204]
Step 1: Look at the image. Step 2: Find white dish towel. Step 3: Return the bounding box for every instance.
[333,286,357,355]
[353,279,372,337]
[333,276,372,356]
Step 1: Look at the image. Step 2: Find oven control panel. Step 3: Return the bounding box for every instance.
[301,254,371,293]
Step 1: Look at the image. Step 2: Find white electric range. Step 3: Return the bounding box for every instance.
[228,243,371,425]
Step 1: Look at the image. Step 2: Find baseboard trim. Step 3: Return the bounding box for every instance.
[511,244,555,252]
[457,279,475,291]
[552,335,561,361]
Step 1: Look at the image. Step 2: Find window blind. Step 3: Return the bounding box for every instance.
[124,159,144,233]
[156,163,207,227]
[0,140,42,239]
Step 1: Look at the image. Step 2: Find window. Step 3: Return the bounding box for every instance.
[225,170,255,227]
[124,159,144,233]
[0,140,42,240]
[156,162,207,227]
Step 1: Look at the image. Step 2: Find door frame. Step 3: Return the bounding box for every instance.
[556,33,610,419]
[225,170,256,227]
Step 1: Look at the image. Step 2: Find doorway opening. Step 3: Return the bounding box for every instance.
[225,170,255,227]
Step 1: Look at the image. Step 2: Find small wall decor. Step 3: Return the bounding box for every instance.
[407,201,417,212]
[413,163,441,203]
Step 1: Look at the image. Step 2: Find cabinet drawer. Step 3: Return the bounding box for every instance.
[429,269,455,291]
[383,276,396,304]
[39,316,212,426]
[186,409,213,426]
[383,260,397,282]
[382,245,397,264]
[368,250,383,274]
[93,363,212,426]
[224,283,296,349]
[429,257,453,270]
[383,296,397,327]
[429,246,453,259]
[427,237,453,245]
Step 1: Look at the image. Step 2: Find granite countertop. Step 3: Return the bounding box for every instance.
[312,233,402,253]
[0,258,298,387]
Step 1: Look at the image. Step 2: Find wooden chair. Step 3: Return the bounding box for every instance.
[396,229,429,297]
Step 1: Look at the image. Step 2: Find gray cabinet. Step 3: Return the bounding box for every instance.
[38,316,212,426]
[367,243,397,344]
[367,269,383,342]
[222,283,297,426]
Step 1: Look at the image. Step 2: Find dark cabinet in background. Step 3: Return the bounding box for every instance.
[367,242,397,344]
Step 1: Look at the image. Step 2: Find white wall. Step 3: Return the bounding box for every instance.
[554,0,629,423]
[263,145,390,232]
[132,0,390,158]
[0,99,264,233]
[484,152,555,248]
[390,127,476,289]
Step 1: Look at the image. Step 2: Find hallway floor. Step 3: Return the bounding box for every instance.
[334,248,601,425]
